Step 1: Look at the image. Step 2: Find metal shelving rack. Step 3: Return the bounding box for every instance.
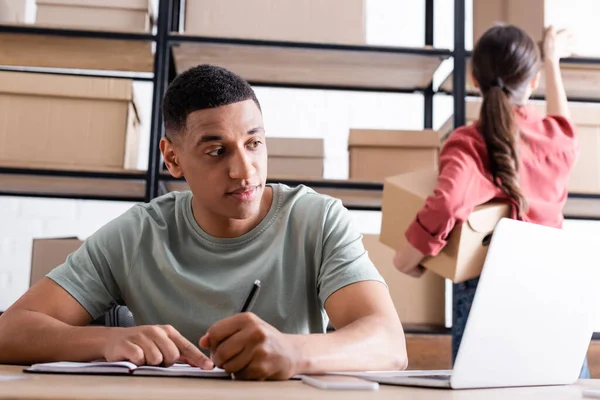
[0,21,156,202]
[0,0,599,223]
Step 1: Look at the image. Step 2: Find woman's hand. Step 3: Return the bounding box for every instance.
[393,243,426,278]
[543,26,572,118]
[543,26,574,64]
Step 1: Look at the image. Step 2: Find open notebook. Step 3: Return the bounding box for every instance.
[24,361,230,378]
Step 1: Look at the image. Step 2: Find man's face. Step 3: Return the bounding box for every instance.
[162,100,267,221]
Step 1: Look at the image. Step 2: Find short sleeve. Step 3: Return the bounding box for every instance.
[544,115,576,139]
[542,115,580,170]
[317,199,385,306]
[47,206,142,319]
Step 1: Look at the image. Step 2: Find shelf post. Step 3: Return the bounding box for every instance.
[146,0,173,201]
[171,0,181,32]
[453,0,467,129]
[452,0,467,365]
[424,0,434,129]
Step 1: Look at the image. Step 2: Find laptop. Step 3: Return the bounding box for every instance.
[364,218,600,389]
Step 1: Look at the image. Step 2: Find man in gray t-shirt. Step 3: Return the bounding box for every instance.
[0,65,407,380]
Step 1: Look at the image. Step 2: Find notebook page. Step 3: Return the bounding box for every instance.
[133,364,229,378]
[27,361,137,374]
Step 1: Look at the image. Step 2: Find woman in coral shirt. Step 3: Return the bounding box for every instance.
[393,25,588,377]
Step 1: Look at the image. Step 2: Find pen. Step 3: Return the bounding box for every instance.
[239,279,261,313]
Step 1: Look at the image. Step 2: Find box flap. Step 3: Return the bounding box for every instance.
[466,203,512,234]
[349,129,441,148]
[383,168,438,200]
[36,0,149,11]
[422,202,511,283]
[267,137,324,158]
[0,71,133,102]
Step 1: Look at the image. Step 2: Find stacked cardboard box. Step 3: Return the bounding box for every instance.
[267,137,324,179]
[0,71,140,172]
[184,0,366,45]
[362,234,445,326]
[472,0,545,44]
[348,129,441,182]
[35,0,154,32]
[0,0,27,23]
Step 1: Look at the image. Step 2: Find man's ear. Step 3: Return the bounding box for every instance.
[160,136,184,178]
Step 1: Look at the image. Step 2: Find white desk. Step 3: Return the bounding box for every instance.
[1,365,600,400]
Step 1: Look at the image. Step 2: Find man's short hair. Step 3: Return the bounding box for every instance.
[162,64,261,137]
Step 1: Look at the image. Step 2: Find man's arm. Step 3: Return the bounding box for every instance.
[295,280,407,373]
[0,278,212,367]
[200,280,406,380]
[0,278,109,364]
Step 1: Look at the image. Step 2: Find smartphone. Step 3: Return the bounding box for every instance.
[301,375,379,391]
[583,389,600,399]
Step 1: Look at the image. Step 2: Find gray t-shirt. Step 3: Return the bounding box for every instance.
[48,184,384,344]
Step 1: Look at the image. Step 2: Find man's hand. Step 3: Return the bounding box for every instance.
[393,242,426,278]
[200,312,299,380]
[104,325,214,369]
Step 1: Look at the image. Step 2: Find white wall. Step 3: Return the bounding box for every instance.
[2,1,600,331]
[545,0,600,57]
[257,88,424,179]
[0,199,135,310]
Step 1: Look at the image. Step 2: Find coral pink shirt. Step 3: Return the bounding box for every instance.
[405,105,579,256]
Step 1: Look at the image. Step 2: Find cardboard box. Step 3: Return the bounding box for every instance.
[184,0,366,45]
[473,0,545,45]
[30,238,83,287]
[348,129,441,181]
[362,234,445,326]
[0,0,27,23]
[0,71,140,172]
[35,0,153,32]
[380,169,511,283]
[267,137,324,178]
[440,98,600,194]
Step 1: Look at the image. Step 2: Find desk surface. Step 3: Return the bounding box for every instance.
[2,365,600,400]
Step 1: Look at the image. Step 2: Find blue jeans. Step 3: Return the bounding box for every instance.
[452,277,590,379]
